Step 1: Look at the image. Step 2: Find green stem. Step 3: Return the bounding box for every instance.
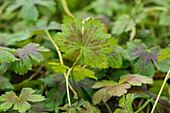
[45,30,77,104]
[71,72,83,99]
[151,69,170,113]
[81,4,93,12]
[66,68,72,105]
[29,66,42,80]
[70,49,83,99]
[103,102,112,113]
[45,30,64,64]
[61,0,74,18]
[63,48,83,105]
[71,48,82,70]
[135,99,151,113]
[144,6,167,12]
[146,103,151,113]
[130,27,136,41]
[138,98,145,109]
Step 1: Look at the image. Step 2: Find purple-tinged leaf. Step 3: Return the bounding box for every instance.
[0,50,18,63]
[0,88,45,112]
[0,76,14,90]
[54,16,117,69]
[92,74,153,104]
[0,43,49,75]
[127,39,170,77]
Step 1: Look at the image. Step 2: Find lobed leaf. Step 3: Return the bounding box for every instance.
[72,65,97,81]
[0,43,49,75]
[92,74,153,104]
[0,50,18,63]
[114,94,134,113]
[5,0,56,21]
[0,76,14,90]
[107,46,129,69]
[0,88,45,113]
[54,16,117,69]
[158,47,170,62]
[92,0,126,17]
[49,62,69,73]
[60,100,100,113]
[112,4,146,35]
[127,39,170,77]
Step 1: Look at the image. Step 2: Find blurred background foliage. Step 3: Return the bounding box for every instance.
[0,0,169,112]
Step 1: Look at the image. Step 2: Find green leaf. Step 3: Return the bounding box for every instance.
[112,4,146,34]
[54,16,117,69]
[112,15,135,35]
[158,47,170,62]
[0,62,10,74]
[72,65,97,81]
[0,43,48,75]
[92,74,152,104]
[0,32,31,46]
[108,46,129,69]
[34,0,56,13]
[0,76,14,90]
[114,94,134,113]
[153,59,170,73]
[131,87,170,113]
[126,39,170,77]
[5,0,56,21]
[159,11,170,26]
[49,62,69,73]
[108,49,123,69]
[45,87,66,109]
[21,0,39,21]
[0,88,45,112]
[134,58,155,78]
[149,80,169,98]
[14,43,48,74]
[39,74,65,87]
[91,0,126,17]
[60,100,100,113]
[0,49,18,63]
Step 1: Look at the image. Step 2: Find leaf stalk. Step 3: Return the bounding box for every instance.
[45,30,77,105]
[61,0,74,18]
[135,99,150,113]
[151,69,170,113]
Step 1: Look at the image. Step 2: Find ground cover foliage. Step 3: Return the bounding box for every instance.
[0,0,170,113]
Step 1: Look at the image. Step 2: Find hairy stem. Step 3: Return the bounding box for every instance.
[45,30,77,103]
[135,99,150,113]
[61,0,74,18]
[103,102,112,113]
[151,69,170,113]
